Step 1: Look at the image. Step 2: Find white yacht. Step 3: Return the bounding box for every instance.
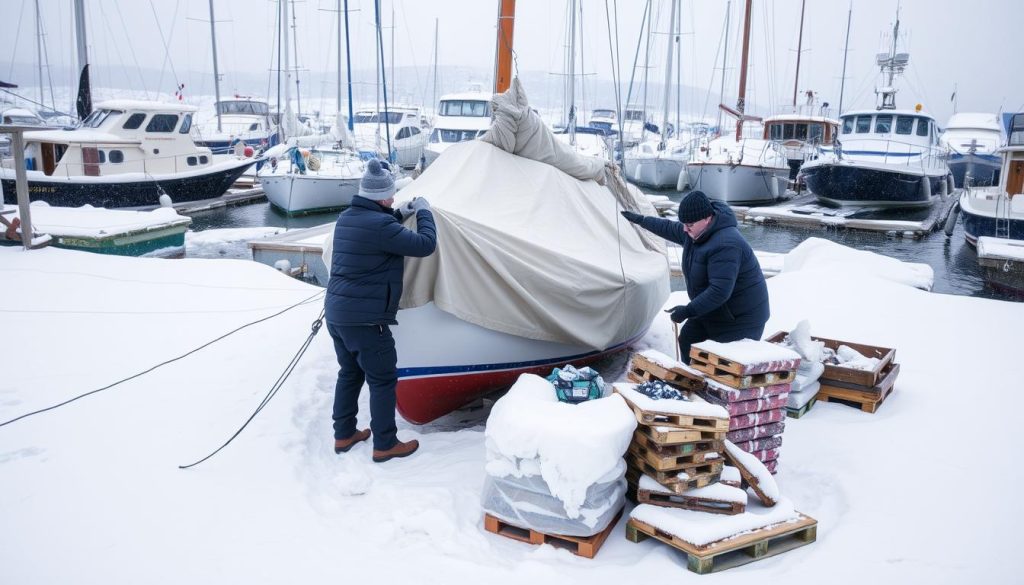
[193,97,281,155]
[958,112,1024,244]
[941,112,1004,188]
[588,108,617,133]
[351,106,427,170]
[762,108,840,183]
[422,90,492,169]
[0,100,255,208]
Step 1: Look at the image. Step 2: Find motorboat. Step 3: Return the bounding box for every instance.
[554,127,614,161]
[941,112,1004,188]
[0,107,48,156]
[0,100,255,208]
[588,108,617,133]
[193,97,281,155]
[763,98,840,182]
[422,90,492,169]
[958,112,1024,244]
[351,106,427,170]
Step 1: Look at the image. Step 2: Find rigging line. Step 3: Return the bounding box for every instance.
[700,6,727,122]
[38,1,58,111]
[97,1,136,94]
[397,0,424,104]
[6,0,27,81]
[0,89,74,117]
[621,0,651,138]
[178,308,325,469]
[149,0,183,96]
[604,0,622,142]
[0,295,324,316]
[266,0,280,111]
[0,291,325,430]
[112,0,150,100]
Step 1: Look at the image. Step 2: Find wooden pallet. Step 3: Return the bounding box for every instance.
[628,442,720,472]
[635,486,745,516]
[625,468,723,497]
[818,384,894,413]
[816,362,899,414]
[765,331,896,387]
[625,513,817,574]
[632,429,722,457]
[689,347,801,376]
[639,424,727,445]
[483,508,623,559]
[629,352,706,391]
[722,447,775,507]
[627,453,723,488]
[690,358,796,389]
[616,389,731,431]
[786,398,816,419]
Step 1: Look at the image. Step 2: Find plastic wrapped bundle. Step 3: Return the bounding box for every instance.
[481,460,627,537]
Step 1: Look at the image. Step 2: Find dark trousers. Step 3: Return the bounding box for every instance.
[678,318,767,364]
[328,323,399,451]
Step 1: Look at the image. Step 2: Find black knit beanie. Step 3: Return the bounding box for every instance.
[677,190,714,223]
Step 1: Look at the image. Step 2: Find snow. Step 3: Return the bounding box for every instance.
[638,473,748,505]
[2,239,1024,583]
[692,339,801,368]
[786,383,819,409]
[637,348,702,377]
[783,237,934,290]
[613,383,728,419]
[484,374,636,518]
[977,236,1024,261]
[7,202,190,238]
[721,466,741,484]
[725,440,780,505]
[631,498,800,547]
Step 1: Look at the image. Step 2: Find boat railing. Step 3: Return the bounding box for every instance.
[51,150,247,179]
[813,137,947,171]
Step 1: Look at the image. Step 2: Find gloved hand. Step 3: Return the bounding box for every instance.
[665,305,689,323]
[397,200,416,221]
[620,210,644,224]
[412,197,432,213]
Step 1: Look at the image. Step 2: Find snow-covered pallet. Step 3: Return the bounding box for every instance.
[817,362,899,414]
[626,454,724,487]
[625,513,818,574]
[700,381,791,406]
[786,397,816,419]
[722,443,776,507]
[632,429,722,457]
[628,352,706,392]
[640,424,727,445]
[628,442,721,472]
[689,344,801,376]
[727,421,785,444]
[483,508,623,559]
[689,358,796,389]
[630,477,746,516]
[626,468,722,495]
[765,331,896,388]
[615,390,730,432]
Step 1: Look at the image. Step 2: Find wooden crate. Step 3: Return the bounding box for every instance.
[690,358,796,389]
[635,486,745,516]
[483,508,623,559]
[616,389,730,432]
[628,442,721,472]
[817,362,899,414]
[629,352,706,392]
[625,513,817,574]
[627,453,724,488]
[765,331,896,387]
[640,424,728,445]
[632,429,722,457]
[689,346,801,376]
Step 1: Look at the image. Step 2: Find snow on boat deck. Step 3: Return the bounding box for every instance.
[734,193,948,237]
[1,245,1021,583]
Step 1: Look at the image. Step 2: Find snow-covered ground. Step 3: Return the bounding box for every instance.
[1,243,1022,584]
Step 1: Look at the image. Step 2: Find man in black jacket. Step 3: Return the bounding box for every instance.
[622,191,769,363]
[326,159,436,462]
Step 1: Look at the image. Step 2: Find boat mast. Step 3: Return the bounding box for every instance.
[659,0,678,150]
[35,0,45,108]
[735,0,752,141]
[432,19,439,116]
[374,0,392,160]
[640,1,652,142]
[838,1,851,113]
[291,0,301,119]
[567,0,577,141]
[208,0,223,132]
[282,0,292,129]
[716,0,730,134]
[493,0,516,94]
[791,0,806,108]
[676,0,682,137]
[344,0,354,131]
[336,0,342,114]
[73,0,91,119]
[876,5,904,111]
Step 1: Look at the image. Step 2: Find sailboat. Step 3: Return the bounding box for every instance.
[685,0,790,205]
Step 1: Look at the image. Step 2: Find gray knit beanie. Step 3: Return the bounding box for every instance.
[677,190,715,223]
[358,159,396,200]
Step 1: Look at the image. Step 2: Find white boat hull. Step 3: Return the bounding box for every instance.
[261,173,359,214]
[687,162,789,205]
[624,156,687,189]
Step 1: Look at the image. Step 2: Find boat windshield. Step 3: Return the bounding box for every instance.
[216,100,269,116]
[1010,113,1024,146]
[2,115,43,125]
[593,109,615,119]
[429,128,482,143]
[624,110,645,122]
[81,109,124,129]
[354,112,404,124]
[439,100,490,117]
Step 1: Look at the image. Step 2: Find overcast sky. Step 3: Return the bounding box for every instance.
[4,0,1023,123]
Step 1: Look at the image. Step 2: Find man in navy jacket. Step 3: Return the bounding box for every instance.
[622,190,769,363]
[326,159,436,462]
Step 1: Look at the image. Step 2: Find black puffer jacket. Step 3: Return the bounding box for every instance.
[325,196,436,326]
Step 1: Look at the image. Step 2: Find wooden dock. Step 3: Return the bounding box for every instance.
[171,187,266,215]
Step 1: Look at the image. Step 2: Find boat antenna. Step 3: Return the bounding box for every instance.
[875,3,906,110]
[838,0,852,114]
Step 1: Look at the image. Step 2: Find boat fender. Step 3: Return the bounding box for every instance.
[307,155,321,171]
[943,200,960,238]
[676,168,689,191]
[920,175,932,200]
[274,259,292,274]
[947,173,955,195]
[159,194,173,208]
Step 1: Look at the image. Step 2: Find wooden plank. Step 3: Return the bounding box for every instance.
[626,454,723,489]
[627,442,721,472]
[483,508,623,559]
[818,382,895,414]
[722,447,776,507]
[818,362,900,397]
[626,514,817,574]
[689,347,800,376]
[765,331,895,387]
[625,468,723,496]
[629,353,706,391]
[632,429,722,457]
[690,358,796,389]
[640,424,727,445]
[636,487,745,516]
[616,389,730,431]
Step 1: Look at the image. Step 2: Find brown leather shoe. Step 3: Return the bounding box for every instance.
[372,439,419,463]
[334,429,371,454]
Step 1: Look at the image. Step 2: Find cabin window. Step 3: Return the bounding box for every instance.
[187,156,198,166]
[808,124,823,142]
[782,124,795,139]
[842,117,854,134]
[895,116,914,135]
[97,150,107,163]
[146,114,180,133]
[439,100,489,117]
[199,155,209,164]
[769,124,782,140]
[874,115,893,134]
[122,113,146,130]
[410,127,421,136]
[179,114,193,134]
[855,116,872,133]
[82,109,123,129]
[396,127,411,140]
[248,122,258,131]
[795,124,808,140]
[916,119,930,137]
[109,150,124,164]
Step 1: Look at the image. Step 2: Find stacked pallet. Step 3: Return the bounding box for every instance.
[689,340,802,474]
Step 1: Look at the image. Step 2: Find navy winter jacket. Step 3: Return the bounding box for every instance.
[636,201,769,327]
[326,196,437,326]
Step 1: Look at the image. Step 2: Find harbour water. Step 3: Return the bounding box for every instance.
[185,192,1002,302]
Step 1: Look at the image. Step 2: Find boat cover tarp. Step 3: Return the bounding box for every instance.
[396,79,670,350]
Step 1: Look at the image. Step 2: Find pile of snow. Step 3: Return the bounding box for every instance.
[781,237,934,290]
[10,202,190,237]
[637,348,703,378]
[638,474,748,505]
[724,439,780,505]
[483,374,635,534]
[692,339,801,371]
[631,497,801,547]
